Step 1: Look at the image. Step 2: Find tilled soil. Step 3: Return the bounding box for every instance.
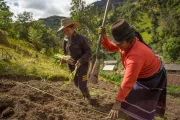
[167,74,180,86]
[0,78,179,120]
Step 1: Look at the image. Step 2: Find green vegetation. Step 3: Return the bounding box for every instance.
[0,0,180,83]
[60,66,78,90]
[70,0,180,63]
[155,116,165,120]
[0,38,69,80]
[100,71,122,84]
[0,0,13,31]
[167,86,180,97]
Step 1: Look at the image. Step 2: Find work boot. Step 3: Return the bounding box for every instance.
[82,91,98,106]
[87,98,99,106]
[81,89,99,106]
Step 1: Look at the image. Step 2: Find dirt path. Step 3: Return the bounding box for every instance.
[0,78,179,120]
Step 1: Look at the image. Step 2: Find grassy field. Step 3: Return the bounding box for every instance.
[0,38,69,80]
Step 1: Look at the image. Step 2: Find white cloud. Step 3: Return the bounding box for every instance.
[5,0,99,20]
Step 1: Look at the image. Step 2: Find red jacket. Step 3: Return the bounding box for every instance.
[101,36,161,102]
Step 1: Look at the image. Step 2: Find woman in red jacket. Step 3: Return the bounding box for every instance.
[100,19,167,120]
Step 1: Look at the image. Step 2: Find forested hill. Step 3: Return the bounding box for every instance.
[39,0,137,31]
[39,16,65,31]
[93,0,136,8]
[93,0,123,8]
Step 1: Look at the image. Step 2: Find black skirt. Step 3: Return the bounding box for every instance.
[120,65,167,120]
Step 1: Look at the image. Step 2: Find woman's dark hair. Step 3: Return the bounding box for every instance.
[126,31,151,49]
[134,32,151,49]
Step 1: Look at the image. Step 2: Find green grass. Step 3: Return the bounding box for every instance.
[155,116,165,120]
[8,38,37,56]
[0,45,22,58]
[100,71,123,85]
[174,61,180,64]
[167,86,180,97]
[0,56,69,80]
[0,38,69,81]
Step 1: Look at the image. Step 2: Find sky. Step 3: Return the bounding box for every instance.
[5,0,99,20]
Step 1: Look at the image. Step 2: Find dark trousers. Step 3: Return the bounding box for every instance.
[73,74,90,98]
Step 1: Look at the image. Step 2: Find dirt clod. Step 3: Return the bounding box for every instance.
[1,107,14,118]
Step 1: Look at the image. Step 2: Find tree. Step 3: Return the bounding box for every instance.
[28,21,58,55]
[8,21,21,39]
[16,11,33,24]
[70,0,98,34]
[41,28,56,55]
[16,11,33,40]
[163,37,180,61]
[70,0,105,52]
[0,0,13,31]
[28,21,45,49]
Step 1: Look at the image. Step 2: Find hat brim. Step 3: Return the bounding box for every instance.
[112,39,123,44]
[57,22,80,32]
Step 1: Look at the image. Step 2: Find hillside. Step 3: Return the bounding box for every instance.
[93,0,180,62]
[39,16,65,31]
[0,36,69,80]
[38,0,134,31]
[92,0,136,8]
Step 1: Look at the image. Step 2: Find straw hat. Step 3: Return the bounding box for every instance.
[111,19,135,44]
[58,18,80,32]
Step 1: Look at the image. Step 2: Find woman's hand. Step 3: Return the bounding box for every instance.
[109,100,121,119]
[58,57,74,65]
[58,58,67,64]
[67,58,75,65]
[75,60,81,68]
[99,27,106,39]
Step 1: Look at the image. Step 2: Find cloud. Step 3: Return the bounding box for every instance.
[23,0,48,10]
[14,2,19,7]
[5,0,99,20]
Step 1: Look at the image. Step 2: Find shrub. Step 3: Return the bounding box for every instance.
[163,37,180,61]
[0,29,9,45]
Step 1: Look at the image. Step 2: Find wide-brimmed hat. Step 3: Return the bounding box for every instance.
[110,19,135,44]
[58,18,80,32]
